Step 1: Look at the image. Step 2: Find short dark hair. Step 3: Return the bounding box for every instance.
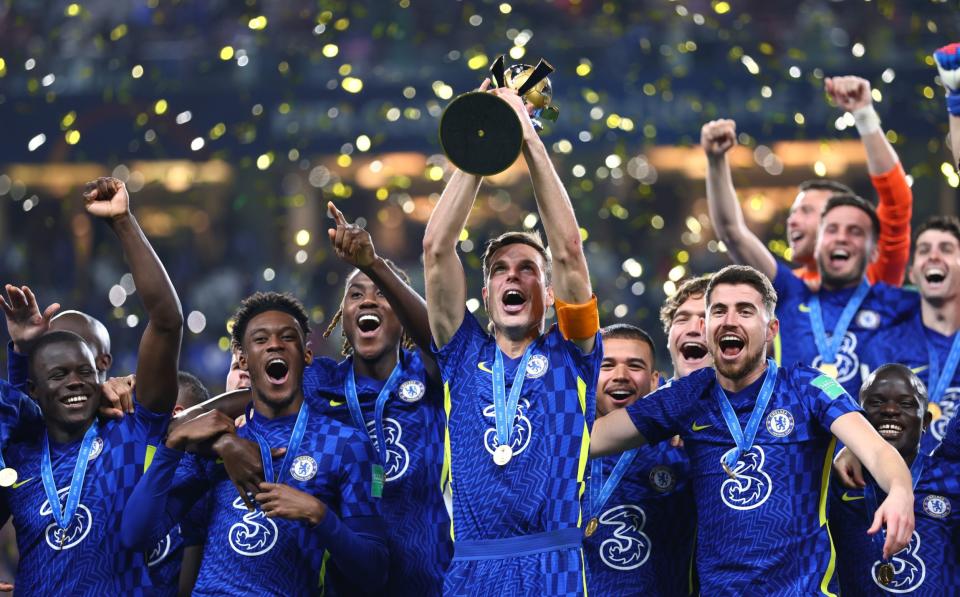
[481,230,552,284]
[28,330,93,379]
[798,179,854,196]
[915,215,960,246]
[601,323,656,363]
[659,275,711,334]
[176,371,210,409]
[820,193,881,242]
[706,265,778,318]
[859,363,928,409]
[231,292,311,349]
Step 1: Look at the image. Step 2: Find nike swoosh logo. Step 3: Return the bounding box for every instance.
[477,362,493,374]
[911,365,929,375]
[691,422,712,432]
[329,400,344,407]
[798,304,811,313]
[841,492,864,502]
[11,477,34,489]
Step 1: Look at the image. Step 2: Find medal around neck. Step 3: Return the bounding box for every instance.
[439,55,558,176]
[877,562,894,586]
[0,467,16,488]
[584,517,599,537]
[493,444,513,466]
[818,362,839,379]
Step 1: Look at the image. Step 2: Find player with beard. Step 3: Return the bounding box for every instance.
[121,292,388,596]
[584,324,695,596]
[660,275,714,380]
[300,202,451,596]
[590,265,914,595]
[830,365,959,595]
[702,75,912,288]
[0,176,183,594]
[423,84,601,595]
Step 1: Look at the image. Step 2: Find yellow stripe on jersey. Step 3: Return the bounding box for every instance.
[442,381,455,541]
[580,547,589,596]
[143,444,157,472]
[773,331,782,367]
[688,518,697,595]
[575,377,590,529]
[817,437,839,597]
[317,549,330,596]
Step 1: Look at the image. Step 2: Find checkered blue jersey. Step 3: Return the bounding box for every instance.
[584,442,695,596]
[145,498,208,597]
[434,312,602,596]
[772,261,920,398]
[5,397,168,595]
[0,378,43,448]
[303,350,451,596]
[830,453,960,596]
[888,314,960,455]
[626,363,861,595]
[170,404,385,596]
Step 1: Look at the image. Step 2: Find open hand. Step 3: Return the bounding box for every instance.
[0,284,60,352]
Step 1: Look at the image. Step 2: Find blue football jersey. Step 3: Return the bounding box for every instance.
[0,378,43,449]
[303,350,451,596]
[830,453,960,596]
[584,442,695,596]
[178,404,382,597]
[772,261,920,398]
[626,363,861,595]
[434,312,602,596]
[146,498,209,597]
[5,399,168,595]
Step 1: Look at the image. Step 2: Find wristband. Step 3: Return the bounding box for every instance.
[852,105,881,136]
[555,294,600,341]
[947,92,960,117]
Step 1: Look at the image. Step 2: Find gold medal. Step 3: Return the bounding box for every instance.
[721,460,738,480]
[584,517,599,537]
[877,562,894,586]
[928,402,943,421]
[0,467,17,488]
[493,444,513,466]
[818,363,839,379]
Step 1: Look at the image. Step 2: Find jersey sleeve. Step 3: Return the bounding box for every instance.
[937,413,960,461]
[432,309,485,380]
[797,368,862,430]
[865,162,912,287]
[5,343,28,394]
[773,260,805,300]
[625,374,700,444]
[550,325,603,386]
[0,379,42,448]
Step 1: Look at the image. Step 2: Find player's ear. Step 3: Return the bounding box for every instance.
[649,370,660,393]
[545,285,555,307]
[238,350,248,371]
[481,285,489,312]
[172,404,185,415]
[304,345,314,364]
[922,407,933,432]
[98,352,113,374]
[867,235,880,264]
[766,315,779,342]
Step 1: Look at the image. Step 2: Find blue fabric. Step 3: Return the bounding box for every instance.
[304,351,451,597]
[452,528,582,560]
[626,363,861,595]
[434,311,602,597]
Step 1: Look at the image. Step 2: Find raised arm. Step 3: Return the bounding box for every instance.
[934,43,960,171]
[84,178,183,414]
[589,408,648,456]
[826,76,911,286]
[831,411,914,559]
[701,119,777,280]
[327,202,438,381]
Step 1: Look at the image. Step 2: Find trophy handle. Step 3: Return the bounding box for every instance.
[515,59,554,96]
[489,55,507,89]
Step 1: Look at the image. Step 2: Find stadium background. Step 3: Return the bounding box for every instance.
[0,0,958,390]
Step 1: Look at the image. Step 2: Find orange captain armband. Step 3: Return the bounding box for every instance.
[554,294,600,341]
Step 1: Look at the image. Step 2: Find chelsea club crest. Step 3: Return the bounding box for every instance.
[398,380,425,403]
[922,494,951,519]
[289,456,318,482]
[525,354,549,379]
[87,437,104,461]
[765,409,794,438]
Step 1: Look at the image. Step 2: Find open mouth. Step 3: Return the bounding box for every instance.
[717,334,745,358]
[788,230,804,243]
[60,394,90,409]
[828,249,850,267]
[679,341,708,362]
[877,422,904,439]
[265,358,290,385]
[924,267,947,285]
[502,289,527,314]
[605,387,637,404]
[357,313,382,335]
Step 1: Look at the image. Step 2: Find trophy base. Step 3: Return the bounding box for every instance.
[439,92,523,176]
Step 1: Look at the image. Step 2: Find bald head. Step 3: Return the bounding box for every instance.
[50,310,112,380]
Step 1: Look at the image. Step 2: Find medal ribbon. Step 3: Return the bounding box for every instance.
[863,453,924,561]
[248,404,310,484]
[925,324,960,405]
[808,279,870,367]
[588,450,639,520]
[493,345,535,450]
[344,360,405,465]
[40,420,99,531]
[713,359,779,471]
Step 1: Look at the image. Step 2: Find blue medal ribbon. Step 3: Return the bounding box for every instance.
[925,325,960,406]
[247,404,310,484]
[344,360,405,465]
[493,345,535,450]
[808,279,871,367]
[587,450,639,521]
[40,421,99,535]
[863,453,924,563]
[713,359,778,472]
